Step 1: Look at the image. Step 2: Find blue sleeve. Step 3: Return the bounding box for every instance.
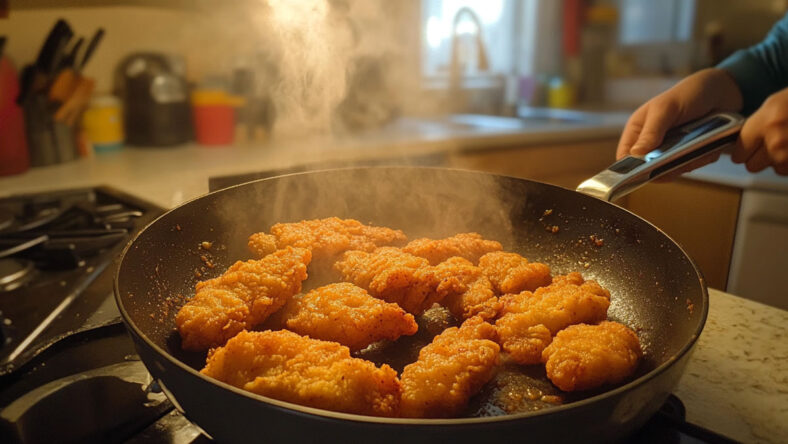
[717,12,788,115]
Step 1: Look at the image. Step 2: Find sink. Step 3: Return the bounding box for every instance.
[371,108,627,139]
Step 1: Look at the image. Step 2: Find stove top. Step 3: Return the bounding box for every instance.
[0,185,737,444]
[0,187,163,375]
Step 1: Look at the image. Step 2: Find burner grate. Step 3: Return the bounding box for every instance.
[0,187,164,376]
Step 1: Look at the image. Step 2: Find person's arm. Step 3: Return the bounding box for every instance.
[617,13,788,176]
[717,13,788,115]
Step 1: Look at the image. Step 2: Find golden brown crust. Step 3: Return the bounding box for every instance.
[495,272,611,365]
[201,330,401,417]
[542,321,642,392]
[334,247,450,314]
[433,257,500,321]
[248,217,407,259]
[176,247,311,351]
[478,251,552,294]
[400,317,500,418]
[402,233,502,265]
[279,283,418,351]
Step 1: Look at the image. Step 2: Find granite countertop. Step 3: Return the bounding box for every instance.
[680,289,788,443]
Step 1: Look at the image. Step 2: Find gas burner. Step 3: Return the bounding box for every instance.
[0,258,35,292]
[0,186,164,377]
[0,208,14,233]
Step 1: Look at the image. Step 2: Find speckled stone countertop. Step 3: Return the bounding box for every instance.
[676,288,788,443]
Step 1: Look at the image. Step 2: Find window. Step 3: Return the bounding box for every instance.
[421,0,517,77]
[618,0,696,45]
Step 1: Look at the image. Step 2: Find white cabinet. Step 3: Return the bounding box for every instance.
[727,189,788,310]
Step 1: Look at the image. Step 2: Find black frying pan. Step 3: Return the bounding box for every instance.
[114,113,743,443]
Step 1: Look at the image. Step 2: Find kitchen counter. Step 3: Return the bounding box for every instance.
[680,289,787,443]
[0,114,626,208]
[687,153,788,193]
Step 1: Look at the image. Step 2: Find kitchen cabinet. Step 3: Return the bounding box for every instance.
[446,138,619,189]
[619,179,741,292]
[448,143,743,293]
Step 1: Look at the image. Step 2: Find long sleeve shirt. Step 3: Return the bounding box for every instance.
[717,12,788,115]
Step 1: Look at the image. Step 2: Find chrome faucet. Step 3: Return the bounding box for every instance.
[448,7,490,93]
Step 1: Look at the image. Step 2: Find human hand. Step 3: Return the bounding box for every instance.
[616,68,743,178]
[730,86,788,175]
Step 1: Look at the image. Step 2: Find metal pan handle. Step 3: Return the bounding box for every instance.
[577,112,745,202]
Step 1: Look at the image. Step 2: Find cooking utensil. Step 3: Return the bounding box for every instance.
[47,37,83,103]
[79,28,104,71]
[16,21,72,105]
[115,112,742,443]
[17,19,73,105]
[54,76,94,126]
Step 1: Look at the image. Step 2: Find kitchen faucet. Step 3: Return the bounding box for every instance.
[448,7,490,94]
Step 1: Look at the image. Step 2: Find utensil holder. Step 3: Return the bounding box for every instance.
[23,92,76,167]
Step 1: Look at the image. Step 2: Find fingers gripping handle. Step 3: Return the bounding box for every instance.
[577,112,745,202]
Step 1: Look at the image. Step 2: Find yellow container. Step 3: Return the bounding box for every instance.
[82,95,124,152]
[547,77,576,109]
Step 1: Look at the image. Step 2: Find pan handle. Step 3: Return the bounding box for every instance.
[576,112,745,202]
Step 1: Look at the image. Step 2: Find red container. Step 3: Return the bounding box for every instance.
[193,105,235,145]
[0,57,30,176]
[191,90,242,146]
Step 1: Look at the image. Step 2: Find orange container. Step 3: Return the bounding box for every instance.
[191,90,244,146]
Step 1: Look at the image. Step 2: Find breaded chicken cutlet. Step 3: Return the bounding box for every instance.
[334,247,453,314]
[479,251,552,295]
[402,232,502,265]
[201,330,401,417]
[176,247,311,351]
[248,217,407,260]
[277,282,418,351]
[543,321,642,392]
[432,257,500,321]
[495,272,611,365]
[400,316,500,418]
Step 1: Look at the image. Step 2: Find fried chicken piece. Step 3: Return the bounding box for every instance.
[400,316,500,418]
[542,321,642,392]
[201,330,401,417]
[402,232,503,265]
[432,257,500,321]
[278,283,418,351]
[176,247,311,351]
[495,272,611,365]
[479,251,552,294]
[334,247,452,314]
[248,217,407,259]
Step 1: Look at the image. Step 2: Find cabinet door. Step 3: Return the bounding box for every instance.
[620,179,741,290]
[728,189,788,310]
[447,139,617,189]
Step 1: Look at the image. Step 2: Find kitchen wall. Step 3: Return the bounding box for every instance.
[3,0,423,134]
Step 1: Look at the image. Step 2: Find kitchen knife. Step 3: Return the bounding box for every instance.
[48,37,84,103]
[79,28,105,71]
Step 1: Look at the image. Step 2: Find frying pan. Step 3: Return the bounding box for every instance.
[114,112,743,443]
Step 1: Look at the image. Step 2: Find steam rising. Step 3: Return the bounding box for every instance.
[192,0,419,138]
[218,168,519,261]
